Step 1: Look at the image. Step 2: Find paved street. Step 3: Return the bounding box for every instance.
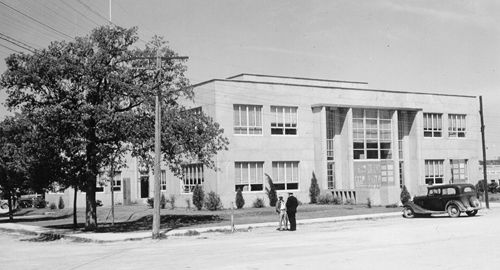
[2,209,500,270]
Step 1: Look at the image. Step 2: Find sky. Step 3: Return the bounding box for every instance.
[0,0,499,157]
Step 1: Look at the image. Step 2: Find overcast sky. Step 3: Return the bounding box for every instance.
[1,0,499,157]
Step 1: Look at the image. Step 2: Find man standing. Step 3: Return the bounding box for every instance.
[276,196,288,231]
[285,192,298,231]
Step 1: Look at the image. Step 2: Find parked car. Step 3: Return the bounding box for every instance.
[403,183,481,218]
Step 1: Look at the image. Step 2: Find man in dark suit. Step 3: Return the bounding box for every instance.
[285,192,298,231]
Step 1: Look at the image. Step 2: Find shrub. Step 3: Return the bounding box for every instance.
[476,180,486,193]
[317,193,333,204]
[49,202,57,210]
[192,185,205,210]
[488,180,498,194]
[345,198,356,205]
[33,197,47,208]
[185,199,191,210]
[309,172,321,204]
[160,194,167,209]
[235,188,245,209]
[204,191,223,211]
[366,197,371,208]
[169,194,176,210]
[252,198,265,208]
[265,174,278,207]
[332,196,342,205]
[400,185,411,204]
[147,197,154,208]
[58,196,65,209]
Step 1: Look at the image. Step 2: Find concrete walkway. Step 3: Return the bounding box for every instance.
[2,203,498,243]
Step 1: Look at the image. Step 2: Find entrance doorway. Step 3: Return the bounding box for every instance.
[140,176,149,198]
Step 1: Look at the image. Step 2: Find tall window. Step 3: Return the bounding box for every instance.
[161,170,167,191]
[450,159,467,183]
[327,162,335,189]
[181,164,204,193]
[271,106,297,135]
[235,162,264,191]
[326,108,335,160]
[448,114,466,138]
[423,113,442,137]
[353,109,392,160]
[272,161,299,190]
[425,160,444,185]
[234,105,262,135]
[112,172,122,192]
[399,161,404,188]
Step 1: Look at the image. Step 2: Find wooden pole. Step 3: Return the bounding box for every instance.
[479,96,489,209]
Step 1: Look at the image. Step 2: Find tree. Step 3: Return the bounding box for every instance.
[235,188,245,209]
[1,26,228,231]
[192,185,204,210]
[309,172,320,204]
[265,174,278,207]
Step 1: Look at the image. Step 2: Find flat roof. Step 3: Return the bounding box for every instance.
[191,77,477,99]
[226,73,368,85]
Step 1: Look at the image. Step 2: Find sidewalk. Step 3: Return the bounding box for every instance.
[1,203,498,243]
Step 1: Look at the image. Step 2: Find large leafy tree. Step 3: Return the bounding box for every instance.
[1,26,228,230]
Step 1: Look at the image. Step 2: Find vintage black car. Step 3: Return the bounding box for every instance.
[402,183,481,218]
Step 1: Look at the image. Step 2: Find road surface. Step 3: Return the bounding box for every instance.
[1,210,500,269]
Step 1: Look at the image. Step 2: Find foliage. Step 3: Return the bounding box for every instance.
[204,191,223,211]
[185,199,191,210]
[160,193,167,209]
[309,172,321,204]
[235,188,245,209]
[488,181,498,194]
[317,193,334,204]
[49,202,57,210]
[252,198,265,208]
[345,198,356,205]
[1,26,228,230]
[33,197,47,208]
[58,196,65,209]
[400,185,411,204]
[332,196,342,205]
[169,194,176,210]
[264,174,278,207]
[476,180,486,193]
[147,197,154,208]
[192,185,205,210]
[367,198,372,208]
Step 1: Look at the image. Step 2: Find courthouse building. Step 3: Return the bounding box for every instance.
[47,74,482,207]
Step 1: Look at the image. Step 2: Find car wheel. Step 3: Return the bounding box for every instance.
[402,206,415,218]
[447,204,460,218]
[466,210,478,217]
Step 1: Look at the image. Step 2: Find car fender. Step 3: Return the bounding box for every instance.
[445,200,466,212]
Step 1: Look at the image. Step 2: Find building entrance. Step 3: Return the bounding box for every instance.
[140,176,149,198]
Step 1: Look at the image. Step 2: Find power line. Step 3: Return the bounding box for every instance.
[76,0,113,25]
[0,0,73,39]
[0,32,37,51]
[59,0,101,27]
[0,43,21,53]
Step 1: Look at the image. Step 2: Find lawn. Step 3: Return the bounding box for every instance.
[0,203,401,233]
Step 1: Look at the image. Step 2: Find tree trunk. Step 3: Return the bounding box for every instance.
[73,187,77,229]
[7,193,13,221]
[85,174,97,231]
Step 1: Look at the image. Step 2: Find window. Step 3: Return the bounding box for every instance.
[271,106,297,135]
[442,187,457,195]
[425,160,444,185]
[399,161,404,188]
[353,109,393,160]
[235,162,264,191]
[189,106,202,115]
[327,162,335,189]
[272,161,299,190]
[381,161,394,184]
[448,114,466,138]
[326,108,335,160]
[181,164,204,193]
[234,105,262,135]
[423,113,442,137]
[450,159,467,183]
[112,172,121,192]
[161,170,167,191]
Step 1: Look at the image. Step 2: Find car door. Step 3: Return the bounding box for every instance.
[426,188,443,211]
[440,187,457,209]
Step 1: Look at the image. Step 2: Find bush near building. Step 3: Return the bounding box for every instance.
[265,174,277,207]
[400,185,411,204]
[33,197,47,208]
[192,185,205,210]
[58,196,65,209]
[204,191,223,211]
[160,194,166,209]
[235,188,245,209]
[309,172,320,204]
[253,198,265,208]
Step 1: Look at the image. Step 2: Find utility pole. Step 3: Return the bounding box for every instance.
[479,96,489,209]
[126,51,187,239]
